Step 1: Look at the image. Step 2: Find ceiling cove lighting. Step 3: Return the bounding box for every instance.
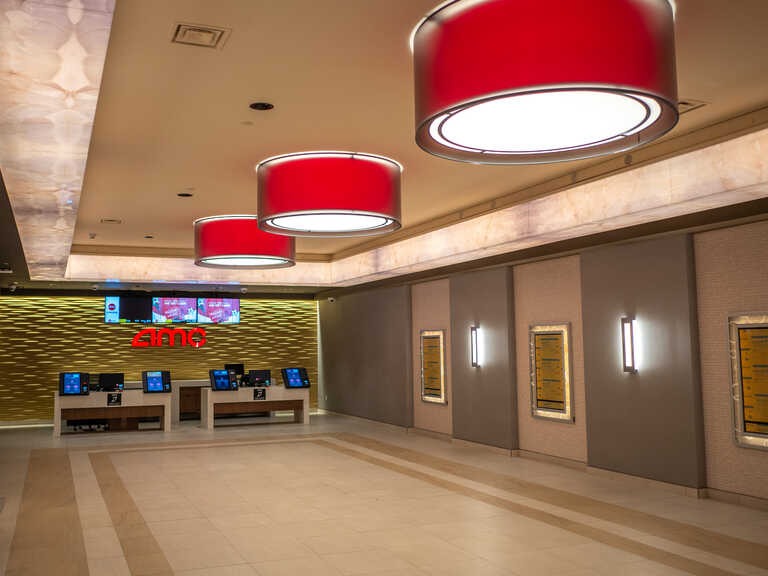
[411,0,679,164]
[193,216,295,269]
[470,326,480,367]
[621,317,637,373]
[256,152,402,237]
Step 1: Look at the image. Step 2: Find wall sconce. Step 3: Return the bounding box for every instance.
[470,326,479,367]
[621,317,637,373]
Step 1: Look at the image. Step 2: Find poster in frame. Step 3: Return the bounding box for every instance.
[421,330,447,404]
[728,313,768,451]
[529,323,574,423]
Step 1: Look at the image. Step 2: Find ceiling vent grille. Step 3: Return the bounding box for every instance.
[678,99,707,115]
[172,23,230,49]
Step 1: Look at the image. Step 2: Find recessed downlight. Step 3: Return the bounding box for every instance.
[250,102,274,111]
[177,192,194,198]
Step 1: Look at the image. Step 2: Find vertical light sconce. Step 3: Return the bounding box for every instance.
[621,317,637,373]
[470,326,479,367]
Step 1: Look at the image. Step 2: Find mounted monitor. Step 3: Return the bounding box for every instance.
[197,298,240,324]
[96,373,124,392]
[104,296,152,323]
[281,367,310,389]
[225,363,245,377]
[142,371,171,393]
[152,297,197,323]
[209,369,238,391]
[59,372,90,396]
[248,370,271,387]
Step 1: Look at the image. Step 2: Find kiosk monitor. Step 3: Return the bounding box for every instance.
[142,371,171,393]
[281,367,311,389]
[210,369,237,391]
[225,363,245,377]
[248,370,271,387]
[97,373,124,392]
[59,372,90,395]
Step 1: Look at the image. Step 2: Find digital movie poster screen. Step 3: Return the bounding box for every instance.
[197,298,240,324]
[152,298,198,323]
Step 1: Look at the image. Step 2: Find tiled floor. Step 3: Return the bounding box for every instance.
[1,413,768,575]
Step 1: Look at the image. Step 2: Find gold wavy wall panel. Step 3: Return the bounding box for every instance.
[0,296,318,422]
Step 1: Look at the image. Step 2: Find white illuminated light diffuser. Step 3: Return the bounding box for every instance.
[622,317,637,373]
[470,326,479,367]
[430,91,661,157]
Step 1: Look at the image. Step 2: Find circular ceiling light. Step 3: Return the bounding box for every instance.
[193,215,295,269]
[256,152,402,237]
[412,0,678,164]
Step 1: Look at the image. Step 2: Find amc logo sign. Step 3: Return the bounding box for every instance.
[131,328,207,348]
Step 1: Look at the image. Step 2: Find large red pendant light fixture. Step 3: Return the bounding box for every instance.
[256,151,402,237]
[194,215,295,269]
[412,0,679,164]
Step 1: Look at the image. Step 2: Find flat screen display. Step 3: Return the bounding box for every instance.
[145,371,164,392]
[152,298,198,323]
[249,370,271,387]
[210,369,235,391]
[97,373,124,392]
[198,298,240,324]
[105,296,152,323]
[59,372,89,395]
[282,367,310,388]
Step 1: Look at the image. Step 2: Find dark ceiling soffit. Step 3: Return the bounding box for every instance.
[0,287,317,300]
[0,170,30,281]
[315,197,768,299]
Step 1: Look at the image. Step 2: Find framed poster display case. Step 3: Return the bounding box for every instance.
[729,314,768,450]
[421,330,447,404]
[529,323,574,423]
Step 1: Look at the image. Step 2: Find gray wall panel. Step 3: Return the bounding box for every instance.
[581,235,705,487]
[450,268,517,449]
[318,285,412,427]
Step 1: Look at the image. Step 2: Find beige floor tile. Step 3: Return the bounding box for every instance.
[83,526,124,559]
[177,564,260,576]
[551,542,644,570]
[323,549,417,575]
[87,555,132,576]
[251,555,343,576]
[224,531,316,563]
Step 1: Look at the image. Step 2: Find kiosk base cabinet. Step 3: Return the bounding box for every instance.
[201,387,310,429]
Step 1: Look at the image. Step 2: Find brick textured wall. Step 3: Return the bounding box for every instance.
[513,255,587,462]
[694,220,768,499]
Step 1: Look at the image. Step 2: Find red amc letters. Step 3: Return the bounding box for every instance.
[131,327,207,348]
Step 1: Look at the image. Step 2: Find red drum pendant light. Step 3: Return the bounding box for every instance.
[194,216,295,269]
[257,152,402,237]
[412,0,679,164]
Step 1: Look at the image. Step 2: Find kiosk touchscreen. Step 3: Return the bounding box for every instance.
[97,373,124,392]
[210,369,238,391]
[281,367,311,389]
[59,372,90,395]
[142,371,171,393]
[248,370,271,387]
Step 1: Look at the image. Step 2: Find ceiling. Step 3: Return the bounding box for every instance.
[72,0,768,260]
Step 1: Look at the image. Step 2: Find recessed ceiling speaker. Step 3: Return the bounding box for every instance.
[411,0,678,164]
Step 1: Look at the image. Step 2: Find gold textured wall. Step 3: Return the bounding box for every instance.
[0,296,318,422]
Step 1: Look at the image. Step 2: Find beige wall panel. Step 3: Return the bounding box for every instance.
[695,220,768,500]
[411,280,452,435]
[514,256,587,462]
[0,297,318,421]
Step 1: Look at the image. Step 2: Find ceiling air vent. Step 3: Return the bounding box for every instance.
[100,218,122,224]
[172,23,230,49]
[678,99,707,115]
